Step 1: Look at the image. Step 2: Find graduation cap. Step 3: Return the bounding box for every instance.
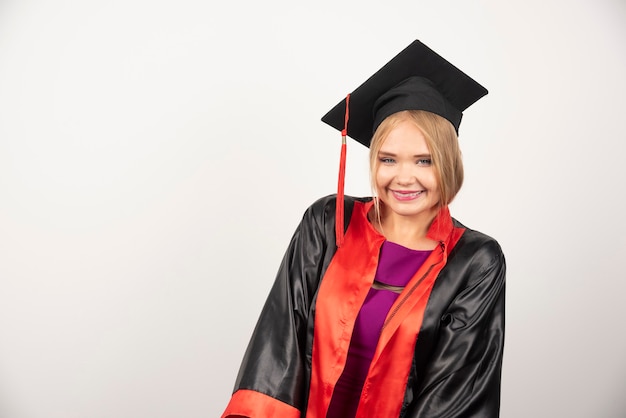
[322,40,487,246]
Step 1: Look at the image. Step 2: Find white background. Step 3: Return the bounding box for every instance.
[1,0,625,417]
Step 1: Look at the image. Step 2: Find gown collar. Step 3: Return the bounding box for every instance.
[361,199,454,244]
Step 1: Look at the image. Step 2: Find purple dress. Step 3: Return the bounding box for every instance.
[327,241,432,418]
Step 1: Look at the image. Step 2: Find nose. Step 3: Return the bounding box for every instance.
[395,163,416,185]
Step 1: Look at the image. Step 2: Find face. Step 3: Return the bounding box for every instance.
[375,119,441,224]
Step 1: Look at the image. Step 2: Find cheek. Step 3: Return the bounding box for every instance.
[424,169,439,190]
[375,166,392,188]
[430,176,440,192]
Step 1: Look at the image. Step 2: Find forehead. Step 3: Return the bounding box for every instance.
[379,120,430,153]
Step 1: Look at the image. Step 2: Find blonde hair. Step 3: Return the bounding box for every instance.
[369,110,464,219]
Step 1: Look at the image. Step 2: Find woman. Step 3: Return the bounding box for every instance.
[221,40,505,418]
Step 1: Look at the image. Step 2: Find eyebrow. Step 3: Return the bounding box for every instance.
[378,150,432,158]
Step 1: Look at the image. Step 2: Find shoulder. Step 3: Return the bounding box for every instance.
[450,218,506,285]
[453,218,504,262]
[295,195,372,249]
[304,194,372,223]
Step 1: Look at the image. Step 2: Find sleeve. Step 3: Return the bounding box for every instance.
[221,196,339,418]
[407,240,506,418]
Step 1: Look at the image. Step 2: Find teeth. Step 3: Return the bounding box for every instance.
[395,191,422,198]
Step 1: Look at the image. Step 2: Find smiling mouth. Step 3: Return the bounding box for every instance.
[391,190,424,200]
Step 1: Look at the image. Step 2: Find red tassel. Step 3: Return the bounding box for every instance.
[336,94,350,247]
[336,141,346,246]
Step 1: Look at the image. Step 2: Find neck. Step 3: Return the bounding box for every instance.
[373,203,440,250]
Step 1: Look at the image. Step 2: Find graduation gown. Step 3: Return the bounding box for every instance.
[222,195,506,418]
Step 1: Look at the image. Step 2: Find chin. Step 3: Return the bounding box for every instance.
[383,201,438,219]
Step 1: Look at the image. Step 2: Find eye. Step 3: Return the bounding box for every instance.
[417,158,432,166]
[379,157,395,164]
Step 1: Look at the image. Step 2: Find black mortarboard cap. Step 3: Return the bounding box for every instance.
[321,40,488,146]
